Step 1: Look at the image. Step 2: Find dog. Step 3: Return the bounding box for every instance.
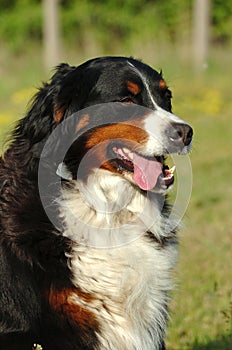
[0,56,193,350]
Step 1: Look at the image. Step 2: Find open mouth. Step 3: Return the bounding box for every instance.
[112,146,175,191]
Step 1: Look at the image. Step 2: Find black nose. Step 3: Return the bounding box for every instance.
[169,123,193,146]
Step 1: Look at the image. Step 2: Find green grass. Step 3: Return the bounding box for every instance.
[165,53,232,349]
[0,46,232,349]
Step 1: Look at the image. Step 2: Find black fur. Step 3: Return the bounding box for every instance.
[0,57,175,349]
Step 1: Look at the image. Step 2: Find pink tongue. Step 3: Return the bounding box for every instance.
[132,153,163,190]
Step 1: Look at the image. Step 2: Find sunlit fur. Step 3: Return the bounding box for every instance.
[0,56,192,350]
[59,171,178,349]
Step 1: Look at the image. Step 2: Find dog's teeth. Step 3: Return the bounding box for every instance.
[169,166,176,174]
[118,149,124,157]
[122,147,130,155]
[113,147,133,161]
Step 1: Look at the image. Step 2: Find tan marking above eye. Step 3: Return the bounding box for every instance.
[126,81,141,95]
[159,79,167,90]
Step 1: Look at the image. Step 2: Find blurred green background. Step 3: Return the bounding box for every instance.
[0,1,232,349]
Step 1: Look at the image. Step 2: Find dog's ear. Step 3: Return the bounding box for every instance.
[13,64,76,143]
[37,62,98,124]
[13,61,100,146]
[51,63,77,123]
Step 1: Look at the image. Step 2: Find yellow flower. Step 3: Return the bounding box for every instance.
[198,88,223,116]
[11,87,36,105]
[0,112,15,125]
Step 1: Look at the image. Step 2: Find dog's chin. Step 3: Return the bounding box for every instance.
[150,180,175,194]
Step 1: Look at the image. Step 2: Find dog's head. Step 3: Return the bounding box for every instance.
[22,56,193,193]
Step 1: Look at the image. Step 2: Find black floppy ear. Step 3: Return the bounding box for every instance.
[13,63,76,143]
[12,60,100,147]
[51,63,77,123]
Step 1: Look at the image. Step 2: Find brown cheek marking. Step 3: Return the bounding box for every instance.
[48,287,98,330]
[86,124,149,149]
[127,81,141,95]
[76,114,90,132]
[159,79,167,90]
[83,122,150,173]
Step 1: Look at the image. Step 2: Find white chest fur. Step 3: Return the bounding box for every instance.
[59,172,178,349]
[67,238,177,350]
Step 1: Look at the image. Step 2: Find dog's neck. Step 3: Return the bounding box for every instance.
[58,170,178,349]
[59,169,174,248]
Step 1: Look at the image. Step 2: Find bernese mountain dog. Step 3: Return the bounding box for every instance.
[0,57,193,350]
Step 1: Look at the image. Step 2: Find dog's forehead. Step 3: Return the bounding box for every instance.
[95,58,163,87]
[126,59,162,81]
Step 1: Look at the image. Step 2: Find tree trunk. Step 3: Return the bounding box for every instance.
[192,0,211,71]
[43,0,61,71]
